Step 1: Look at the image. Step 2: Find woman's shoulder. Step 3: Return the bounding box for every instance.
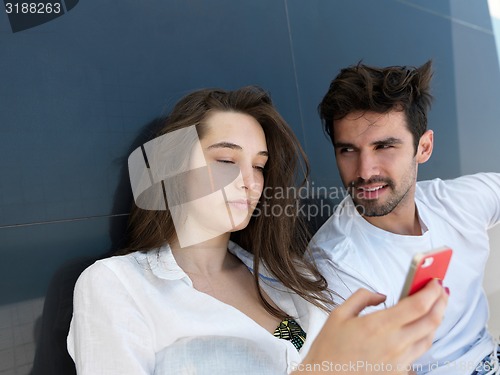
[75,251,151,288]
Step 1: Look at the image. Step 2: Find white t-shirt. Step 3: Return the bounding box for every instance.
[310,173,500,375]
[67,241,328,374]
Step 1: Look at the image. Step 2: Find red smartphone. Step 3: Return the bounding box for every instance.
[399,247,453,300]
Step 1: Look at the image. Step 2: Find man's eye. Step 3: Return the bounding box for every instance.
[377,145,393,150]
[339,148,354,154]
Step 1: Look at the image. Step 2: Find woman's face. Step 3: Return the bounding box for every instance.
[173,111,268,247]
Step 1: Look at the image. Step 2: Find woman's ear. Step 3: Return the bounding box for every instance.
[416,130,434,164]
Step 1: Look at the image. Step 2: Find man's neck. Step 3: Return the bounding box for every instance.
[362,195,422,236]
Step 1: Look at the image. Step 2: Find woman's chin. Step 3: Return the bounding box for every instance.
[229,216,253,232]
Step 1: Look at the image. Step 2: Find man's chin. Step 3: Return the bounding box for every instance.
[362,210,391,217]
[353,200,392,217]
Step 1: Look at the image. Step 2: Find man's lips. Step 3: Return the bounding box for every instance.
[356,184,387,192]
[354,184,389,199]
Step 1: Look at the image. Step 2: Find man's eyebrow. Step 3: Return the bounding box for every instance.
[207,142,268,157]
[334,142,356,149]
[372,137,403,146]
[334,137,404,149]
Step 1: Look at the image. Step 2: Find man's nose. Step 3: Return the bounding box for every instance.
[357,152,379,181]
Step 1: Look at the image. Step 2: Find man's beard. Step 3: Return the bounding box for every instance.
[348,176,412,217]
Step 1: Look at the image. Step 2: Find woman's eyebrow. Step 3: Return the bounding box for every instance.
[207,142,268,157]
[207,141,242,151]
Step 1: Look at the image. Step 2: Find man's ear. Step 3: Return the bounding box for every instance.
[416,130,434,164]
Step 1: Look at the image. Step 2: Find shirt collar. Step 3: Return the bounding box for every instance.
[146,240,279,283]
[227,241,279,283]
[145,244,186,281]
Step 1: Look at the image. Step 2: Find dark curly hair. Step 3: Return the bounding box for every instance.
[318,60,434,153]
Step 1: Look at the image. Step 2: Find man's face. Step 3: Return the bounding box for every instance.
[333,110,419,217]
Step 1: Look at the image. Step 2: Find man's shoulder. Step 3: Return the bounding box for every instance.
[416,173,499,199]
[308,196,355,258]
[415,173,500,227]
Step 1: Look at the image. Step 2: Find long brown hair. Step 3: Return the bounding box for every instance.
[119,86,333,317]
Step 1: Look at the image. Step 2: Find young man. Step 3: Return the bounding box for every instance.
[310,61,500,375]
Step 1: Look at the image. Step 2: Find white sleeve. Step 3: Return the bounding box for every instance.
[67,261,155,374]
[471,173,500,228]
[315,256,386,314]
[423,173,500,230]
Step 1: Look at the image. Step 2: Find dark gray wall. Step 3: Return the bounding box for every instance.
[1,0,307,304]
[1,0,499,304]
[2,0,500,373]
[450,1,500,174]
[287,0,462,188]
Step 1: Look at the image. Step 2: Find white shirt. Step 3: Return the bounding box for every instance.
[310,173,500,375]
[67,241,328,374]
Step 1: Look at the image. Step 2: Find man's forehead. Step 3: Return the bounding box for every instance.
[333,110,411,141]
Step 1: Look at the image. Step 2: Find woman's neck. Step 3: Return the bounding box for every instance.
[170,233,237,276]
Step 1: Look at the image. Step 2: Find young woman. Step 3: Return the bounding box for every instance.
[67,86,447,374]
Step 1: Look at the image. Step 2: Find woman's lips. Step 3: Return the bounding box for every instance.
[227,199,252,210]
